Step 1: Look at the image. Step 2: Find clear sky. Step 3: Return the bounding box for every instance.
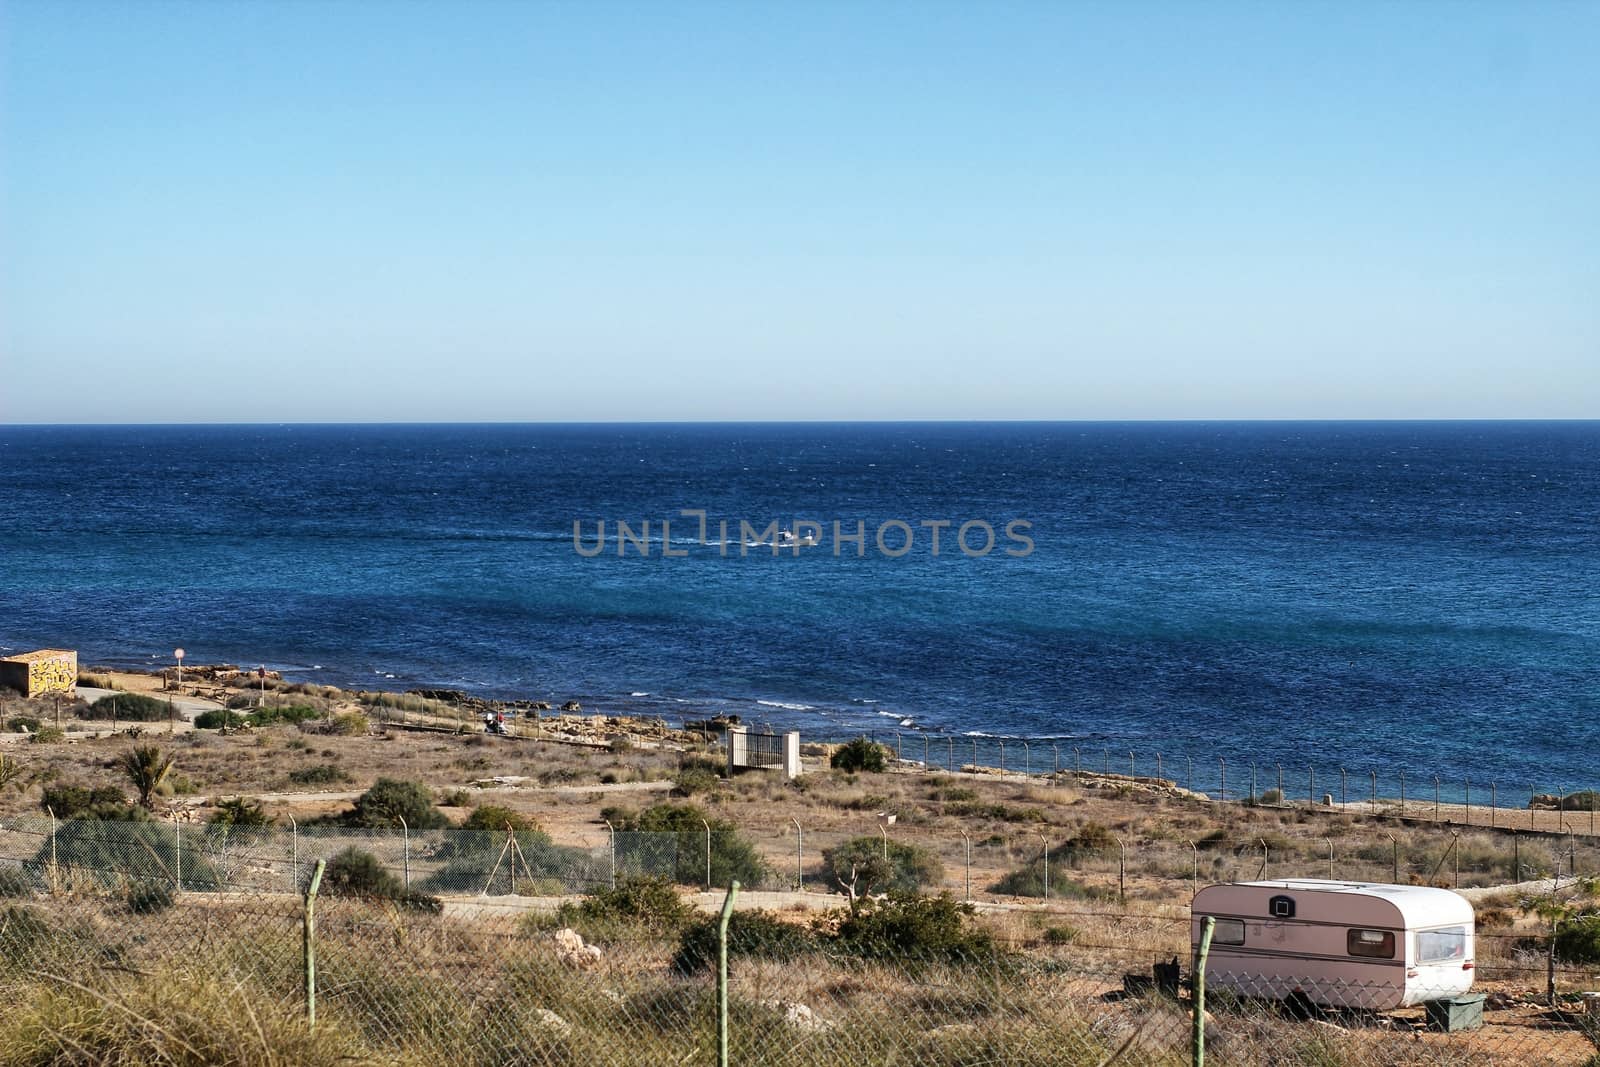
[1,1,1596,423]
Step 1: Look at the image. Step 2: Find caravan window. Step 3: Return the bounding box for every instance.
[1416,926,1468,964]
[1347,928,1396,959]
[1210,919,1245,945]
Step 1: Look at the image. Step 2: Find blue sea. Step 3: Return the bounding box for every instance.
[2,422,1596,799]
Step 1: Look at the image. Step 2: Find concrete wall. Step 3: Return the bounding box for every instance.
[0,651,77,697]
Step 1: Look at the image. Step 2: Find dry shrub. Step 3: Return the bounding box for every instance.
[0,964,365,1067]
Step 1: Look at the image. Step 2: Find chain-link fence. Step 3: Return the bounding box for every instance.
[2,819,1600,1064]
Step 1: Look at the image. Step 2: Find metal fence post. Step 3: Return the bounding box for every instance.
[717,880,742,1067]
[1276,763,1283,801]
[174,819,182,892]
[1399,771,1406,817]
[1531,785,1536,831]
[961,830,972,902]
[1340,767,1347,811]
[791,817,803,891]
[1023,741,1030,777]
[1053,744,1060,785]
[1325,837,1334,879]
[288,815,299,891]
[1491,781,1497,828]
[605,819,616,889]
[400,815,410,892]
[1464,780,1471,827]
[1249,762,1257,803]
[1129,750,1135,779]
[702,818,712,890]
[1370,769,1377,807]
[303,858,326,1031]
[1193,915,1215,1067]
[1188,839,1198,898]
[1434,776,1441,822]
[1036,831,1050,902]
[1218,758,1226,803]
[1116,836,1126,902]
[997,740,1005,775]
[1308,766,1315,808]
[1387,833,1399,883]
[46,805,58,893]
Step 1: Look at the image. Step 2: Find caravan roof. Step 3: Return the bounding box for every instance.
[1200,879,1472,928]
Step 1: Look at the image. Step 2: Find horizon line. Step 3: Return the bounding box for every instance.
[2,416,1599,430]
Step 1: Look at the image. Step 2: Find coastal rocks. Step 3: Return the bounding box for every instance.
[561,700,582,712]
[552,927,603,970]
[1530,794,1562,810]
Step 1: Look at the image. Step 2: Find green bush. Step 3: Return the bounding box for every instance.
[327,712,370,736]
[831,737,887,773]
[1555,914,1600,964]
[29,726,65,745]
[0,869,32,898]
[672,909,816,974]
[9,716,40,733]
[1042,924,1080,945]
[821,836,943,899]
[288,762,349,786]
[342,778,449,830]
[28,820,221,891]
[612,802,766,888]
[832,892,994,962]
[558,877,696,940]
[461,804,536,833]
[82,694,171,722]
[252,704,322,727]
[40,784,142,821]
[321,846,440,912]
[990,850,1113,900]
[672,768,720,796]
[194,710,248,731]
[209,797,272,827]
[126,883,174,914]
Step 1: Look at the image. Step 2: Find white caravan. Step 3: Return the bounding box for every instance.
[1190,879,1475,1010]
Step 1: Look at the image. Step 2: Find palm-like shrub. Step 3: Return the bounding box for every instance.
[116,746,174,808]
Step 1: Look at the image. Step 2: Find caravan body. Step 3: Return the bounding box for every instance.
[1191,879,1474,1010]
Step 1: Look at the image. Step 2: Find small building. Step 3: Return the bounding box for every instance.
[725,725,802,779]
[0,648,78,698]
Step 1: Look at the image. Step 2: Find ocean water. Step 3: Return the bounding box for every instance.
[2,422,1596,796]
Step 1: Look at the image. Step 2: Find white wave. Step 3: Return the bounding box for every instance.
[756,700,815,711]
[630,691,650,697]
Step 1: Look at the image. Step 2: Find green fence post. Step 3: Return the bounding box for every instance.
[1193,915,1215,1067]
[304,859,326,1031]
[717,879,742,1067]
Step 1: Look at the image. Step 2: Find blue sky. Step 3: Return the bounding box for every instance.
[2,1,1596,422]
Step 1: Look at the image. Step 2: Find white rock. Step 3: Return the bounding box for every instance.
[552,927,603,970]
[534,1008,571,1037]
